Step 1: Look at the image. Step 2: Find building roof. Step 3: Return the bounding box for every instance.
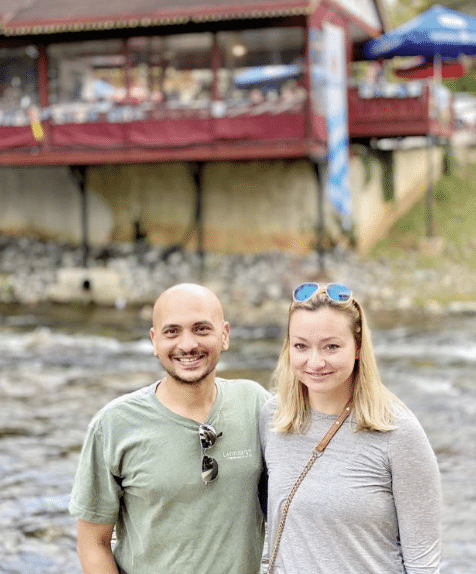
[1,0,390,37]
[1,0,313,36]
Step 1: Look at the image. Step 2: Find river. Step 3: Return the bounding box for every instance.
[0,303,474,574]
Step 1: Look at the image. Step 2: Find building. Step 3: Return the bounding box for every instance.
[0,0,449,257]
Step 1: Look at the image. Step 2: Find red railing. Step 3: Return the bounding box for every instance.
[348,85,453,139]
[0,109,315,165]
[0,85,455,166]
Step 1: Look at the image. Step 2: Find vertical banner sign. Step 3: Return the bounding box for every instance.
[309,27,326,119]
[324,23,351,229]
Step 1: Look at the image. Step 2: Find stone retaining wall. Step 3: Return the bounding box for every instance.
[3,233,476,327]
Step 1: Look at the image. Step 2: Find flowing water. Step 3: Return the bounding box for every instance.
[0,303,474,574]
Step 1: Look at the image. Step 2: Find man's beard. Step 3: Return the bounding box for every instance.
[163,363,216,386]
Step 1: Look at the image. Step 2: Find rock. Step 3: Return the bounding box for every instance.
[47,267,127,306]
[448,301,476,314]
[418,236,445,256]
[425,300,444,314]
[1,235,475,321]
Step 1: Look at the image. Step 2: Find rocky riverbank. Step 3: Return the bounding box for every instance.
[1,235,475,574]
[1,235,476,328]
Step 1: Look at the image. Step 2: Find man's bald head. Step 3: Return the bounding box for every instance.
[152,283,225,328]
[149,284,230,386]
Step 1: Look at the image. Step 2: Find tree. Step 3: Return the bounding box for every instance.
[388,0,476,27]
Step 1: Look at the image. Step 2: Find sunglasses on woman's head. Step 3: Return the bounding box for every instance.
[199,423,222,484]
[292,282,352,303]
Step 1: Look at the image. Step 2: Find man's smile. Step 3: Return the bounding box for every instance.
[173,352,207,366]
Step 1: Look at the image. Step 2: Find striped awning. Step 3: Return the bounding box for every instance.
[1,0,313,36]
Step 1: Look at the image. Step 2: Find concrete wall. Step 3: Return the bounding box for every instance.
[351,145,444,252]
[87,159,322,253]
[201,160,319,253]
[0,165,113,244]
[87,162,197,245]
[0,146,452,253]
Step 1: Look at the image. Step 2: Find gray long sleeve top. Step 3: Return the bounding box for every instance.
[260,398,442,574]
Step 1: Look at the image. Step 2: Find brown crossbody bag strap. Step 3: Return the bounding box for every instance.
[266,400,353,574]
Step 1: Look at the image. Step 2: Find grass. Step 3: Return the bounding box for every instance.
[370,160,476,265]
[366,157,476,307]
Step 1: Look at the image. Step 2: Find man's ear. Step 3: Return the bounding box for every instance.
[222,321,231,351]
[150,327,158,356]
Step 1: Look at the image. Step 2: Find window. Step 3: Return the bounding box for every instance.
[216,27,306,117]
[145,33,213,117]
[47,34,213,124]
[0,46,38,126]
[48,39,128,124]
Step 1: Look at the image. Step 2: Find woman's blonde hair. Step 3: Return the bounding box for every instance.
[273,287,405,434]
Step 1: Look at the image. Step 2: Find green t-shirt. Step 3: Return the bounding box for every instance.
[69,378,270,574]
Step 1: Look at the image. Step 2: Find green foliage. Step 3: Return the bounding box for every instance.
[389,0,476,27]
[444,67,476,97]
[352,144,373,186]
[385,1,476,96]
[369,161,476,268]
[442,145,458,179]
[389,0,434,27]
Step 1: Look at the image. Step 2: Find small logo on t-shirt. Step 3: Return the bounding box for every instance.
[222,448,253,460]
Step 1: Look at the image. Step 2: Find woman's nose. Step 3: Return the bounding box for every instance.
[307,350,326,368]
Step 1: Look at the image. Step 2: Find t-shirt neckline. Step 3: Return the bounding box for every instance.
[148,379,223,428]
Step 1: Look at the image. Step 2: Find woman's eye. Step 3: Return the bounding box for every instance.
[293,343,306,350]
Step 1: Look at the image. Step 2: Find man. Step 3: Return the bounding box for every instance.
[69,283,270,574]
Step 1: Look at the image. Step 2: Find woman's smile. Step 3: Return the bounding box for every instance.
[289,307,358,411]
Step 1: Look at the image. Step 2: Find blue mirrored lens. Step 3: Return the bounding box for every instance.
[326,283,352,302]
[293,283,319,302]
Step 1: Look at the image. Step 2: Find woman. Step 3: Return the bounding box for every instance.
[260,282,441,574]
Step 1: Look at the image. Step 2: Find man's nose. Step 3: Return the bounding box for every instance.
[177,330,199,351]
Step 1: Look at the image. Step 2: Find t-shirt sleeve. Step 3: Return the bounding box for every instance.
[389,413,442,573]
[69,419,122,524]
[259,397,275,448]
[254,387,272,518]
[259,399,275,573]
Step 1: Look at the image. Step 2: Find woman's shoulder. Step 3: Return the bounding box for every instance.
[259,395,278,424]
[392,402,424,429]
[388,403,434,448]
[262,394,278,412]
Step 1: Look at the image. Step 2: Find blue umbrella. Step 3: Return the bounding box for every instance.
[364,5,476,60]
[93,79,116,99]
[233,64,302,89]
[363,5,476,239]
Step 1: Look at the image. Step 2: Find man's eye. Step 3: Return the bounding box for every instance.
[196,325,211,334]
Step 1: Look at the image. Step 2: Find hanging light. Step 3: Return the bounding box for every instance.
[231,44,247,58]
